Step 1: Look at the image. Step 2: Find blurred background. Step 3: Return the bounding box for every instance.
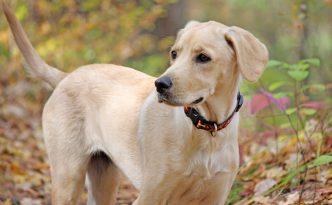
[0,0,331,204]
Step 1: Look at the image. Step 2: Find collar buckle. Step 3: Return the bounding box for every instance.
[210,123,218,137]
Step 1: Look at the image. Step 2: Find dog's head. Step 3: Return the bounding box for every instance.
[155,21,268,106]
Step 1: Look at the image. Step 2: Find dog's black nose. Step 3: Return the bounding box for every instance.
[155,76,173,93]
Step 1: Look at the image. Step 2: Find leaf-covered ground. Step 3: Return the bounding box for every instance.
[0,79,331,205]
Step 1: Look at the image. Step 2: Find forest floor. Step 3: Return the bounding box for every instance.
[0,79,331,205]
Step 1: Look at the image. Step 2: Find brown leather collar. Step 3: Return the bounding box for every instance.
[184,92,243,136]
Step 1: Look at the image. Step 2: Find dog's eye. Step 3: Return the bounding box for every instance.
[170,50,177,60]
[196,53,211,63]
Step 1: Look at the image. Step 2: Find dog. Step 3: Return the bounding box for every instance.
[2,2,268,205]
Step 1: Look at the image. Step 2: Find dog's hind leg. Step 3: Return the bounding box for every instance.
[51,155,88,205]
[47,144,90,205]
[43,97,91,204]
[86,151,121,205]
[45,124,90,204]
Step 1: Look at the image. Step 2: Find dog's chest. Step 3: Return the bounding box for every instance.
[182,131,239,177]
[163,141,238,204]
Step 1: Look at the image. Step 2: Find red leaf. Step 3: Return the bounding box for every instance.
[301,101,324,109]
[248,94,269,114]
[261,90,290,112]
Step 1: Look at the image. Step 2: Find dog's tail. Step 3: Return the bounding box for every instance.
[2,1,67,88]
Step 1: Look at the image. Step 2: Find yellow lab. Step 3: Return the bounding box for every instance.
[2,2,268,205]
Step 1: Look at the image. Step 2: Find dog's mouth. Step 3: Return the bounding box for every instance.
[191,97,204,104]
[157,93,181,106]
[158,93,204,106]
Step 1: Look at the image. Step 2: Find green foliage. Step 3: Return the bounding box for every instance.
[238,57,332,203]
[265,58,324,118]
[308,155,332,168]
[0,0,176,75]
[226,180,244,204]
[267,58,320,81]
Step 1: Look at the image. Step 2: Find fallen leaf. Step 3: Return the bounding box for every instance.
[278,191,299,205]
[254,178,277,196]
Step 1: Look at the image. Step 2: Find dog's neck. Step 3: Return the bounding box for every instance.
[196,68,241,124]
[182,68,241,176]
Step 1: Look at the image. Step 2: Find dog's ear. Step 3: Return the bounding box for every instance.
[224,26,268,82]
